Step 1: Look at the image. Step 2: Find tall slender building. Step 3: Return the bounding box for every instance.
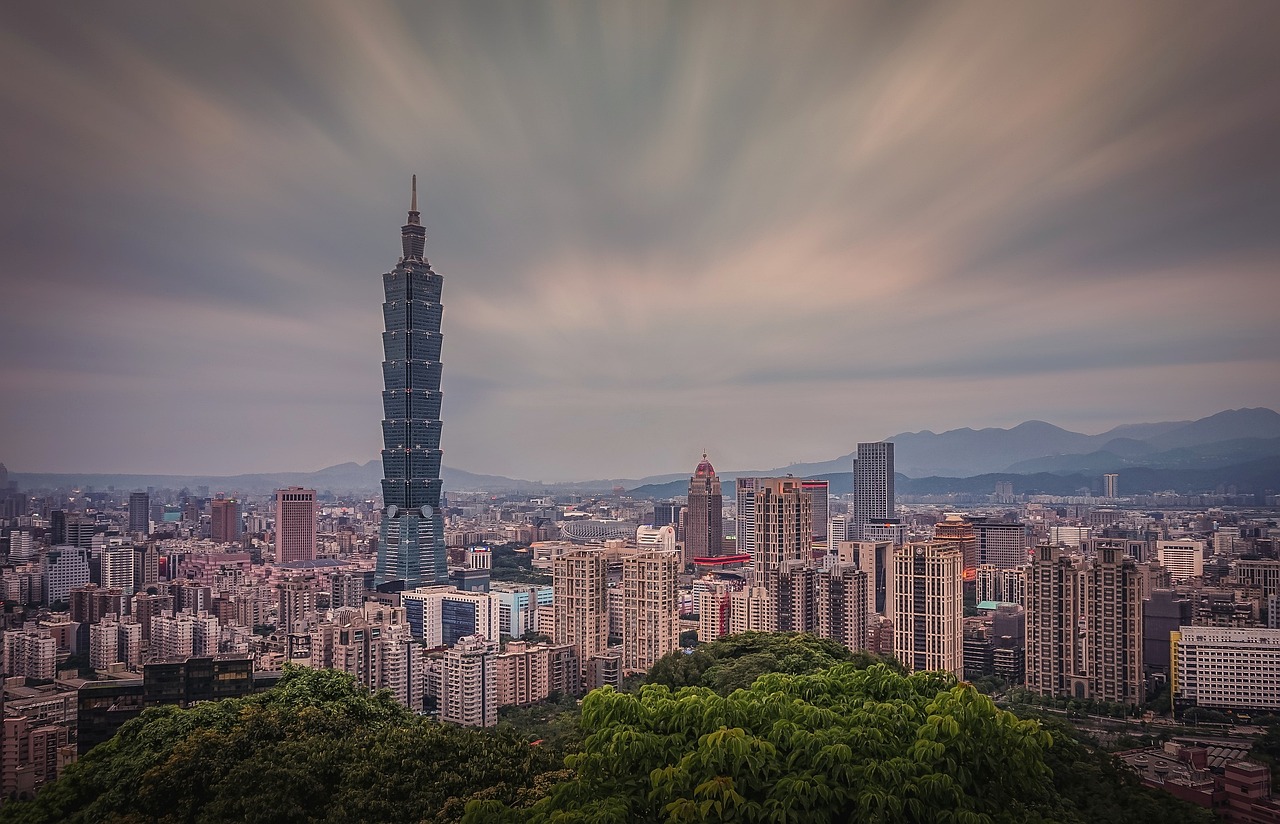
[684,454,723,563]
[891,542,963,676]
[275,487,317,563]
[377,176,448,589]
[853,442,894,540]
[128,492,149,536]
[749,477,812,589]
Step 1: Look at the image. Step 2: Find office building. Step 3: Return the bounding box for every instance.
[1158,540,1205,583]
[1102,473,1119,499]
[652,501,682,530]
[488,583,554,640]
[1173,627,1280,710]
[7,529,35,562]
[377,177,448,590]
[401,586,499,647]
[128,492,149,535]
[891,542,963,676]
[1144,589,1193,682]
[828,514,851,548]
[210,496,241,544]
[801,479,829,545]
[835,540,891,615]
[852,442,894,540]
[735,477,761,557]
[435,635,499,727]
[684,454,724,564]
[553,549,608,674]
[748,477,812,588]
[622,548,680,673]
[973,518,1029,569]
[275,487,317,563]
[636,524,677,554]
[1233,559,1280,598]
[42,547,90,605]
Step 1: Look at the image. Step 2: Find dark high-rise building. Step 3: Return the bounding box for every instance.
[853,442,894,540]
[210,496,240,544]
[377,176,447,590]
[683,454,723,563]
[129,492,150,535]
[801,479,829,544]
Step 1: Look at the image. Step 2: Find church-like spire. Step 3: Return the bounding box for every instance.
[401,173,426,260]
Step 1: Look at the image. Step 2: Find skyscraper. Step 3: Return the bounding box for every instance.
[891,542,963,676]
[553,548,608,676]
[210,496,241,544]
[1102,473,1119,499]
[748,477,812,589]
[275,487,317,563]
[377,176,448,590]
[128,492,149,536]
[622,548,680,673]
[801,479,829,545]
[932,514,977,582]
[684,454,723,563]
[853,442,894,540]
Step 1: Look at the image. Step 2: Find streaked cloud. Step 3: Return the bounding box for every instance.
[1,1,1277,480]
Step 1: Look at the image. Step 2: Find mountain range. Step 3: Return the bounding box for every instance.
[8,408,1280,498]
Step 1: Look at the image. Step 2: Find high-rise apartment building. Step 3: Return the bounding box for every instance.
[1026,544,1144,704]
[749,477,812,588]
[210,496,241,544]
[622,549,679,673]
[891,542,963,676]
[1102,473,1119,499]
[1083,547,1144,704]
[435,635,498,727]
[128,492,149,536]
[42,546,91,605]
[377,177,448,590]
[101,542,136,596]
[816,563,869,651]
[974,564,1028,606]
[553,549,608,675]
[684,454,724,564]
[853,442,894,540]
[277,580,315,634]
[275,487,317,563]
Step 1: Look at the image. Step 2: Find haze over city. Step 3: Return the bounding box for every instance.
[3,2,1280,481]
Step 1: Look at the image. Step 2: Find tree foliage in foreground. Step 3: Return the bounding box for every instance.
[468,663,1072,823]
[645,631,904,694]
[0,667,561,824]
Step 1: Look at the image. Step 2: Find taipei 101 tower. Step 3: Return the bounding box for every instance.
[376,175,448,590]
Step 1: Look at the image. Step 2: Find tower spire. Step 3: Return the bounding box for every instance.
[401,173,426,260]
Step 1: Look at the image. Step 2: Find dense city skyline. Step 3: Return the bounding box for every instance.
[2,2,1279,481]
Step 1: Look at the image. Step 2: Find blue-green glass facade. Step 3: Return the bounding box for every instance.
[376,180,447,588]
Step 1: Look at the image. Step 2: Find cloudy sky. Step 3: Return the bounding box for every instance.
[2,2,1279,481]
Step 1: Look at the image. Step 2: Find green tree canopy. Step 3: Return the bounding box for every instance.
[468,663,1071,824]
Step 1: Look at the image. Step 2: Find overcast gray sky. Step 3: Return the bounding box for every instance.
[2,1,1279,481]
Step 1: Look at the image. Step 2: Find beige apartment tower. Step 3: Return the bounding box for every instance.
[553,549,608,676]
[622,549,680,673]
[750,477,812,589]
[892,542,963,676]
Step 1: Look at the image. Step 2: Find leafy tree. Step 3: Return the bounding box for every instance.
[466,664,1066,823]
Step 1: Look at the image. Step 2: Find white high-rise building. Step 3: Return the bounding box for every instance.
[101,542,136,596]
[1158,540,1205,583]
[42,547,90,606]
[90,616,121,670]
[402,586,500,648]
[1174,626,1280,710]
[635,525,677,553]
[892,542,963,676]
